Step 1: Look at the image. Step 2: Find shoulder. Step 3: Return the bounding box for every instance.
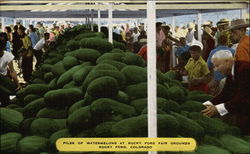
[236,61,250,69]
[3,51,14,60]
[239,35,250,45]
[186,58,194,64]
[199,57,207,64]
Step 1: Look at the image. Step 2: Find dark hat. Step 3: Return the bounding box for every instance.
[228,19,250,30]
[217,18,230,26]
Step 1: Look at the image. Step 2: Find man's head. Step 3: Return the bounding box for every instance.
[217,19,230,31]
[231,28,247,43]
[156,22,162,32]
[29,25,35,32]
[187,23,195,32]
[44,33,50,40]
[211,50,234,75]
[162,24,171,34]
[202,21,212,29]
[13,25,18,32]
[5,26,12,33]
[179,37,186,46]
[134,27,138,33]
[229,19,249,42]
[36,22,43,28]
[189,46,202,61]
[0,32,8,42]
[189,40,203,61]
[18,25,26,35]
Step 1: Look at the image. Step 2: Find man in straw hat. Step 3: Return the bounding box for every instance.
[215,18,231,46]
[185,23,195,45]
[202,26,215,61]
[202,49,250,135]
[229,19,250,62]
[202,21,213,29]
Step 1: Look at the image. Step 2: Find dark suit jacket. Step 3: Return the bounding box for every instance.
[210,61,250,135]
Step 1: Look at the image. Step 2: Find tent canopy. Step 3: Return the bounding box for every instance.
[0,0,249,18]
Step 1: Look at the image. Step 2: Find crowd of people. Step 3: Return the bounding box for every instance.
[111,18,250,134]
[112,19,249,96]
[0,22,71,84]
[0,18,249,134]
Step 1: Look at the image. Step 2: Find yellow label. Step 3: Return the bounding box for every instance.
[56,138,196,152]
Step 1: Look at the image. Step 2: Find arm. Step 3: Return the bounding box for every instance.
[167,34,180,44]
[188,62,211,86]
[235,42,250,62]
[223,65,250,115]
[8,61,21,90]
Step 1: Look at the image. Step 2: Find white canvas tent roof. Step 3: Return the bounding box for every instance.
[0,0,249,19]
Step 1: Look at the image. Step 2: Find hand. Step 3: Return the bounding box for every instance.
[15,83,21,91]
[201,105,218,117]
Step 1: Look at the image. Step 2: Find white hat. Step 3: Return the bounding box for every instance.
[190,40,203,50]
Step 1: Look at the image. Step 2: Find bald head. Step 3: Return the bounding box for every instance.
[212,50,234,75]
[211,50,233,62]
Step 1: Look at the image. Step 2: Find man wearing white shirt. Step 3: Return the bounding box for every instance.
[185,23,195,45]
[33,33,50,68]
[201,50,250,135]
[0,39,20,106]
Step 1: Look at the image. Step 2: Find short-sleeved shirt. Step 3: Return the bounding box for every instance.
[185,56,210,80]
[185,31,194,44]
[132,32,140,43]
[207,45,235,81]
[34,38,45,51]
[29,32,39,48]
[0,51,14,76]
[6,41,11,52]
[21,35,33,57]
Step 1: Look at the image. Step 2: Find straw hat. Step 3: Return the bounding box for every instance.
[190,40,203,50]
[217,18,229,26]
[161,24,171,30]
[187,23,195,29]
[228,19,250,30]
[202,21,212,27]
[203,27,214,38]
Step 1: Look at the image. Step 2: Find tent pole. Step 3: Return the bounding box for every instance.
[98,3,101,32]
[147,1,157,154]
[197,11,202,42]
[240,8,246,19]
[171,16,175,36]
[91,9,94,31]
[108,2,113,43]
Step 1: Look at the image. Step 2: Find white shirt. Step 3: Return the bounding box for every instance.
[203,64,235,116]
[185,30,195,45]
[34,38,45,51]
[132,32,140,43]
[0,51,14,76]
